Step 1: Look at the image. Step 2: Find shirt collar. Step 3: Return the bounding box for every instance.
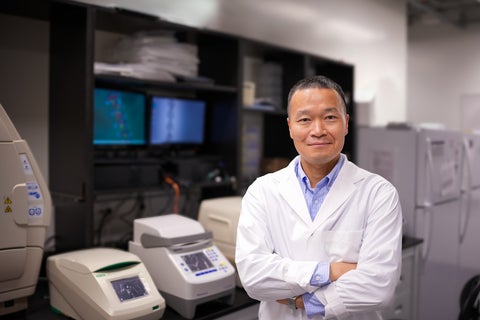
[295,155,345,190]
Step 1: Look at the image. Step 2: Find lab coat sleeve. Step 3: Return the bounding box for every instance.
[235,179,319,301]
[314,177,403,319]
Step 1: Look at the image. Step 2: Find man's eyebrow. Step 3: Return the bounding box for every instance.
[294,109,309,116]
[323,107,341,113]
[294,107,341,116]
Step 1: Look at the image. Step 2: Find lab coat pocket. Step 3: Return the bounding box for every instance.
[324,230,363,262]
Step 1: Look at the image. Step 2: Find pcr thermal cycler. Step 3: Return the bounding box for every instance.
[0,104,51,316]
[198,196,242,287]
[129,214,236,319]
[47,248,165,320]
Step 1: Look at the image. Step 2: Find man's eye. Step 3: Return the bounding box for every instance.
[326,115,337,120]
[298,118,310,122]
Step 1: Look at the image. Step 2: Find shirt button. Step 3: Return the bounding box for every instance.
[315,275,321,281]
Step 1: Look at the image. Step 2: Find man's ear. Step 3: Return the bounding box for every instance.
[345,114,350,135]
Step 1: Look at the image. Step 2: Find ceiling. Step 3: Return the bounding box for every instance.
[408,0,480,28]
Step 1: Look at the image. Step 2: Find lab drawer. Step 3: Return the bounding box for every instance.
[381,290,412,320]
[395,250,414,294]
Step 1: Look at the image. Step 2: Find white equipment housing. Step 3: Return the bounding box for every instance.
[197,196,242,287]
[0,104,52,315]
[47,247,165,320]
[129,214,236,319]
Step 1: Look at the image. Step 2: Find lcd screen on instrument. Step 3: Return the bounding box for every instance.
[181,252,213,272]
[111,276,149,302]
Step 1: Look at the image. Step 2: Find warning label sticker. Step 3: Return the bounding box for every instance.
[4,197,13,213]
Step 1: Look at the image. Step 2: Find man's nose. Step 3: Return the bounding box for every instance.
[311,119,325,135]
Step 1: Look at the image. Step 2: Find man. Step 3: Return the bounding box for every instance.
[235,75,403,319]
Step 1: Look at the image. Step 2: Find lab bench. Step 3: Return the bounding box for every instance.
[3,237,421,320]
[2,278,258,320]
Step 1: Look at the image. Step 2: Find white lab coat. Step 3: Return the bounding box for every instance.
[235,154,403,320]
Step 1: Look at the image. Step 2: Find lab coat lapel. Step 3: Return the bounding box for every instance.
[312,160,362,227]
[277,158,312,225]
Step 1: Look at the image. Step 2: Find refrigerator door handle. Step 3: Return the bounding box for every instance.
[421,137,435,261]
[421,207,433,262]
[459,138,473,244]
[424,137,435,208]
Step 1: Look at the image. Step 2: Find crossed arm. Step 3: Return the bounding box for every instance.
[276,262,357,309]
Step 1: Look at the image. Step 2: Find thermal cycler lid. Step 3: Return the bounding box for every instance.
[52,248,143,274]
[198,196,242,247]
[133,214,209,245]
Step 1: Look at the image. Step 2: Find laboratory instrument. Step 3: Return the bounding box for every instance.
[47,247,165,320]
[129,214,235,319]
[197,196,243,286]
[0,103,52,316]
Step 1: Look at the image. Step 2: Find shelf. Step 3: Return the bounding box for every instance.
[242,105,286,116]
[94,5,194,35]
[95,74,237,94]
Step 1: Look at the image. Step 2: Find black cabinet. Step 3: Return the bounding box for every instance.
[47,2,244,250]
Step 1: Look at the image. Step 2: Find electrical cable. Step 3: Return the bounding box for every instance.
[164,175,180,213]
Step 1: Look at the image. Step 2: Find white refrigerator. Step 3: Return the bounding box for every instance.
[357,125,464,320]
[458,133,480,306]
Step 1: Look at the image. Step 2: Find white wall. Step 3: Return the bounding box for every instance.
[408,22,480,130]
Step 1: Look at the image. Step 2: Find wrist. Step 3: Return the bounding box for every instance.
[287,296,298,310]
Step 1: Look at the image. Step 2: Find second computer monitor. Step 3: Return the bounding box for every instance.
[150,96,206,146]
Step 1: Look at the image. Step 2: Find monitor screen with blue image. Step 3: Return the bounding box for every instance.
[150,96,206,145]
[93,88,146,146]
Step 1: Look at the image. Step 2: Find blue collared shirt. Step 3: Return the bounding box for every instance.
[295,155,345,317]
[296,155,344,221]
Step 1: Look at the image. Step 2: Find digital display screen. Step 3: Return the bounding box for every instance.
[181,252,213,272]
[150,97,206,145]
[94,88,146,145]
[111,276,149,302]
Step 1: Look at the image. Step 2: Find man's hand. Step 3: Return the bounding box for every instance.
[330,262,357,281]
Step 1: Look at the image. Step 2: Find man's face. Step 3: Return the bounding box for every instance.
[287,88,349,167]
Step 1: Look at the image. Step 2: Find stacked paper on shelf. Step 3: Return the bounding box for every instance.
[97,31,199,82]
[94,62,176,82]
[94,62,133,76]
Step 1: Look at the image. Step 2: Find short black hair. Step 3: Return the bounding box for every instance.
[287,75,348,115]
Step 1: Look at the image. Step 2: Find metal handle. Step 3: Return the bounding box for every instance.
[421,137,435,261]
[459,138,473,244]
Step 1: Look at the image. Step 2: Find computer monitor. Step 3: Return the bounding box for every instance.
[93,88,146,146]
[150,96,206,146]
